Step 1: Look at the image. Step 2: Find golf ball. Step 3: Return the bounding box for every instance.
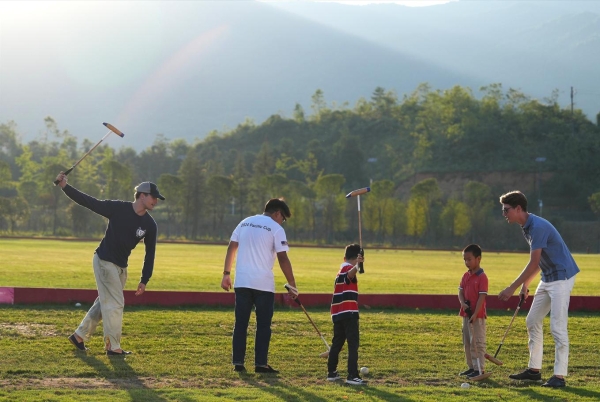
[360,367,369,375]
[75,303,81,307]
[461,382,470,388]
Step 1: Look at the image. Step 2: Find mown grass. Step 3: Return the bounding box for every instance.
[3,239,600,400]
[2,238,600,295]
[1,305,600,401]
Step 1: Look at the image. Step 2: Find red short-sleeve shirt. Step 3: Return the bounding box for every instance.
[458,268,488,319]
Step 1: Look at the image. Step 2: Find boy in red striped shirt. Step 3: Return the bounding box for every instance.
[327,244,366,385]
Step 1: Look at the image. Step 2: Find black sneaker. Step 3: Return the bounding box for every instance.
[106,350,132,356]
[255,365,279,373]
[346,376,367,385]
[542,375,566,388]
[509,369,542,381]
[467,370,483,379]
[460,368,475,376]
[234,365,246,372]
[327,371,341,381]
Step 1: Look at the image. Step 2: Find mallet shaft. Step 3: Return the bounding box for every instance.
[285,285,330,353]
[53,122,125,185]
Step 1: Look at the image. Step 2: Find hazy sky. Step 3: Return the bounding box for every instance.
[0,2,198,142]
[7,1,462,143]
[264,0,454,5]
[1,0,598,148]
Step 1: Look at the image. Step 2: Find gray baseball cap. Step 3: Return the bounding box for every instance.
[135,182,165,200]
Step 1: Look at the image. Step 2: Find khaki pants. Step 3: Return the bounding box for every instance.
[462,316,487,372]
[75,253,127,351]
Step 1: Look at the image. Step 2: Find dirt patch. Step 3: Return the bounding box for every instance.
[0,376,286,391]
[0,375,408,391]
[0,377,189,391]
[0,323,58,337]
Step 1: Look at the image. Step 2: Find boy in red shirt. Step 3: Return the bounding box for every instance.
[458,244,489,379]
[327,244,365,385]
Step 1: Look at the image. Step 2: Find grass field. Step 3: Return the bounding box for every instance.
[2,305,600,401]
[2,239,600,401]
[2,238,600,295]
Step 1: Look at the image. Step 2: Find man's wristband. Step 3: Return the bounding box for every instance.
[223,271,230,275]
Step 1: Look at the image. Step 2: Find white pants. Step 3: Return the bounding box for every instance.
[526,275,575,376]
[75,253,127,351]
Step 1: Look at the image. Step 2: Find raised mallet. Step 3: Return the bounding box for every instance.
[346,187,370,273]
[485,291,528,366]
[53,122,124,185]
[285,284,331,358]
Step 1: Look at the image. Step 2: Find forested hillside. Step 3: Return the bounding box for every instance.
[1,84,600,251]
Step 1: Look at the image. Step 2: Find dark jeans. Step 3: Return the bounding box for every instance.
[232,287,275,366]
[327,316,359,378]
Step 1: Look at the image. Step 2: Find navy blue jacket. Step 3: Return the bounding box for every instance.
[62,185,157,284]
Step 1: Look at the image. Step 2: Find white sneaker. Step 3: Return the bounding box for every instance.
[346,376,367,385]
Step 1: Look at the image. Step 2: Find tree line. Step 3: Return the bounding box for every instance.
[1,84,600,251]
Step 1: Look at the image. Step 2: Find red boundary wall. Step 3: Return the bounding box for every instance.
[1,287,600,311]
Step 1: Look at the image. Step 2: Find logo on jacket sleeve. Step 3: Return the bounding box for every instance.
[136,227,146,238]
[281,241,288,246]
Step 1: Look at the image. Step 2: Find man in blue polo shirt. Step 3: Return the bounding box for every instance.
[498,191,579,388]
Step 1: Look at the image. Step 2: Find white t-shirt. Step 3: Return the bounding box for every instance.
[231,214,290,293]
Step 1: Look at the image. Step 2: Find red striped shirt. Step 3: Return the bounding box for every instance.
[330,262,359,322]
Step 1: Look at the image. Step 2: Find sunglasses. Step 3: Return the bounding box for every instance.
[502,207,514,214]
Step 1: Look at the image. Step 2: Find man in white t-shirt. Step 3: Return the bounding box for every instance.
[221,198,298,374]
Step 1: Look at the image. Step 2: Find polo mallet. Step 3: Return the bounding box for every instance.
[485,291,528,366]
[465,302,492,381]
[345,187,370,274]
[284,284,331,358]
[53,122,125,185]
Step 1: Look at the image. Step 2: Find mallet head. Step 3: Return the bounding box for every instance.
[103,122,125,137]
[484,353,503,366]
[346,187,370,198]
[469,371,492,381]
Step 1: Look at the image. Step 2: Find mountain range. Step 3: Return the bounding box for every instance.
[1,0,599,149]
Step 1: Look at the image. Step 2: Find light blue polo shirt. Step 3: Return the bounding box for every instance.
[521,214,580,282]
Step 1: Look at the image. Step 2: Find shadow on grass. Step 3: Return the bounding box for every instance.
[340,382,412,401]
[238,372,331,402]
[507,380,600,401]
[237,372,414,402]
[75,352,168,402]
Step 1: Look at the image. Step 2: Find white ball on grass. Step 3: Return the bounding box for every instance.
[360,367,369,375]
[75,303,82,307]
[461,382,470,388]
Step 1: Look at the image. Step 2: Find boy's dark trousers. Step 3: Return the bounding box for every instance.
[327,316,359,377]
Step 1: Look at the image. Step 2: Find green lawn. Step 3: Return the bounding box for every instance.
[2,239,600,400]
[2,238,600,295]
[1,305,600,401]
